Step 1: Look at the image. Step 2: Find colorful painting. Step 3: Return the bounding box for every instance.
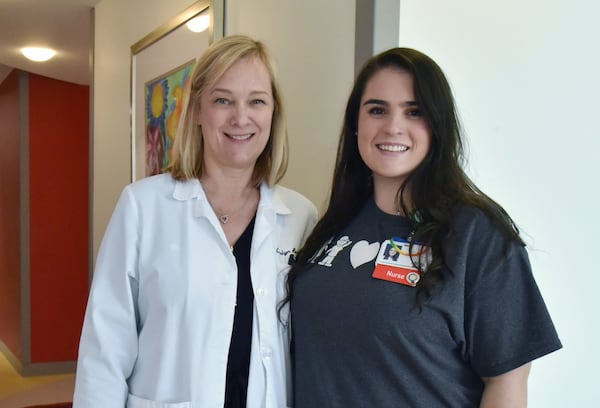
[144,60,195,176]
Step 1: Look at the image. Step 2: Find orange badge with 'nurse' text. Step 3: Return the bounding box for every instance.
[372,237,429,287]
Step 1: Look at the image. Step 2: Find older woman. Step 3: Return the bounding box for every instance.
[74,35,317,408]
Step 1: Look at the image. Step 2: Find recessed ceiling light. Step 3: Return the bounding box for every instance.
[21,47,56,62]
[186,13,210,33]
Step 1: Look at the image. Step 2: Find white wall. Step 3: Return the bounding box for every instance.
[398,0,599,406]
[226,0,355,210]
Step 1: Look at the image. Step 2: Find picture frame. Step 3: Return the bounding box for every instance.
[130,0,224,181]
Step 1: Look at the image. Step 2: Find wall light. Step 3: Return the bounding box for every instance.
[21,47,56,62]
[186,12,210,33]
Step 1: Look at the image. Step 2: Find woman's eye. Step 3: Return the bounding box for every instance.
[368,106,385,115]
[215,97,229,105]
[407,108,422,117]
[251,99,267,105]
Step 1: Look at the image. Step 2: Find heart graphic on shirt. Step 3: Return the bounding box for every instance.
[350,240,380,269]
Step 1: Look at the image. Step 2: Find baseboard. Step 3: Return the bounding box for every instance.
[0,339,76,376]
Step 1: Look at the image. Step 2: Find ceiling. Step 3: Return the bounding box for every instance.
[0,0,101,86]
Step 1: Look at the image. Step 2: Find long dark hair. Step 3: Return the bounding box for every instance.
[286,47,523,309]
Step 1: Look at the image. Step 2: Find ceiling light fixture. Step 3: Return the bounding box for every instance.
[21,47,56,62]
[186,12,210,33]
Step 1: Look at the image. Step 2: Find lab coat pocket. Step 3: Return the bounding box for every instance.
[127,393,191,408]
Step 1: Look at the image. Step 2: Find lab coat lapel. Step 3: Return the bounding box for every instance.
[252,184,291,256]
[172,178,230,248]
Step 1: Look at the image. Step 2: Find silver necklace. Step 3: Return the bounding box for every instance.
[212,191,255,224]
[218,201,245,224]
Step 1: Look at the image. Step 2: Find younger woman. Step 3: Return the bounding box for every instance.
[288,47,561,407]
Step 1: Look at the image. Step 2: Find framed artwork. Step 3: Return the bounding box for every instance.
[130,0,224,181]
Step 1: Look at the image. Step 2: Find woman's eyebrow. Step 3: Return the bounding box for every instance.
[209,88,271,96]
[363,98,419,107]
[363,98,388,106]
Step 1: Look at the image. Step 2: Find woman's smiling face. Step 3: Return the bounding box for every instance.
[197,56,274,175]
[357,67,431,189]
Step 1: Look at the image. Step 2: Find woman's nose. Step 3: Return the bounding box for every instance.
[383,111,405,135]
[230,104,250,126]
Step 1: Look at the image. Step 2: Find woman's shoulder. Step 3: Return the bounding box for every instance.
[451,203,508,237]
[446,203,529,287]
[126,173,175,193]
[272,185,316,208]
[125,173,200,200]
[447,202,525,262]
[270,184,318,220]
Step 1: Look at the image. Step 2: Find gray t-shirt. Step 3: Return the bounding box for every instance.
[291,198,562,407]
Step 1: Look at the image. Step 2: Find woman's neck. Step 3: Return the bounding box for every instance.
[200,170,260,247]
[372,176,411,216]
[200,166,256,198]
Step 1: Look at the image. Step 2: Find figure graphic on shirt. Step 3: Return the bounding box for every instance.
[318,236,352,267]
[309,237,334,263]
[382,243,400,262]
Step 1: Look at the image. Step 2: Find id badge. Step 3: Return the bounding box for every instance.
[372,237,428,287]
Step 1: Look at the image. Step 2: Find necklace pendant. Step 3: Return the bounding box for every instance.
[219,215,229,224]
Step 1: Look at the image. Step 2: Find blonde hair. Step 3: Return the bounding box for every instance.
[167,34,288,186]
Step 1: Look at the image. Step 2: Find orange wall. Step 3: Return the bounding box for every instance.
[0,71,89,366]
[0,70,22,359]
[27,74,90,362]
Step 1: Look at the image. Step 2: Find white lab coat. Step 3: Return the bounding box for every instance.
[73,174,317,408]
